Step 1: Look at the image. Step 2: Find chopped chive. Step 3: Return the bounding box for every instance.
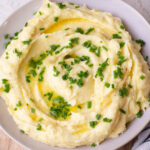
[136,101,141,106]
[120,25,125,30]
[102,45,108,51]
[54,16,59,22]
[31,108,36,113]
[136,111,142,118]
[39,11,42,15]
[23,39,32,45]
[140,75,145,80]
[36,124,42,130]
[47,3,50,8]
[75,5,80,8]
[112,34,122,39]
[85,27,94,35]
[4,34,9,39]
[77,105,82,109]
[128,84,133,88]
[120,41,125,48]
[91,143,96,147]
[16,101,22,107]
[119,108,126,114]
[24,22,28,27]
[58,2,66,9]
[89,121,98,128]
[136,39,145,47]
[75,27,84,34]
[103,117,112,123]
[87,101,92,109]
[20,129,25,134]
[105,82,110,88]
[39,27,45,31]
[96,114,101,120]
[112,84,115,89]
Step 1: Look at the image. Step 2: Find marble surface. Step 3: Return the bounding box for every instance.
[0,0,149,150]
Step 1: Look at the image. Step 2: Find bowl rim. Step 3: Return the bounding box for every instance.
[0,0,150,150]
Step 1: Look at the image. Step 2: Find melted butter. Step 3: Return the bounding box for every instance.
[72,124,89,134]
[45,18,113,34]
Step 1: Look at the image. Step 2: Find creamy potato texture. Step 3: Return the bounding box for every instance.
[0,0,150,148]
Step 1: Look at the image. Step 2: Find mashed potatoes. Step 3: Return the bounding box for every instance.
[0,0,150,148]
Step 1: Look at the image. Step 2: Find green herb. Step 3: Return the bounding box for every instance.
[24,22,28,27]
[37,124,42,130]
[89,44,97,52]
[70,3,74,5]
[77,105,82,109]
[117,51,127,66]
[83,40,91,48]
[50,96,71,119]
[140,75,145,80]
[38,118,43,122]
[23,39,32,45]
[75,5,80,8]
[39,27,45,31]
[102,45,108,51]
[30,98,34,102]
[88,64,93,67]
[128,84,133,88]
[112,84,115,89]
[85,27,94,35]
[89,121,98,128]
[91,143,96,147]
[103,117,112,123]
[120,41,125,48]
[96,114,101,120]
[77,78,83,87]
[77,70,89,78]
[2,79,10,93]
[136,101,141,106]
[74,57,81,64]
[20,129,25,134]
[14,32,19,36]
[145,56,149,61]
[62,73,69,80]
[45,35,49,38]
[148,98,150,102]
[80,56,90,64]
[105,82,110,88]
[59,61,72,72]
[33,11,37,15]
[113,67,123,79]
[95,47,101,57]
[16,101,22,107]
[70,37,79,45]
[14,48,22,57]
[120,25,125,30]
[119,87,128,97]
[47,3,50,8]
[112,34,122,39]
[5,52,9,59]
[29,69,37,77]
[38,67,45,82]
[14,107,17,111]
[119,108,126,114]
[65,27,70,30]
[31,108,36,113]
[25,76,30,83]
[64,55,71,60]
[5,41,11,49]
[58,2,66,9]
[53,66,60,76]
[4,34,9,39]
[136,111,142,118]
[50,44,60,51]
[95,58,109,81]
[75,27,84,34]
[68,77,77,84]
[87,101,92,109]
[136,39,145,47]
[54,16,59,22]
[39,11,42,15]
